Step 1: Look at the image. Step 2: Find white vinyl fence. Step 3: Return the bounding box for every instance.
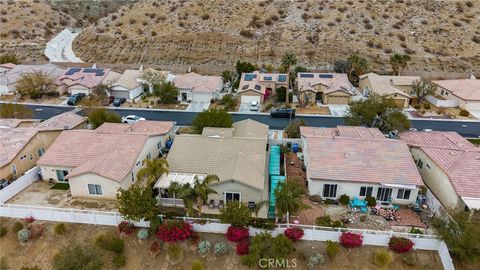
[0,167,39,204]
[425,95,459,108]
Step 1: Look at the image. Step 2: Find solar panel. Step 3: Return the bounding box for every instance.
[65,68,81,76]
[278,75,287,82]
[95,69,105,76]
[319,74,333,79]
[83,68,95,73]
[264,76,272,81]
[254,84,261,91]
[300,73,314,78]
[244,74,257,81]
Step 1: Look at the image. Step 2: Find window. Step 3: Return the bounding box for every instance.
[88,184,102,195]
[441,90,444,95]
[225,192,241,202]
[376,187,393,201]
[417,159,423,169]
[360,186,373,197]
[323,184,338,198]
[37,147,45,157]
[397,189,411,200]
[157,142,162,150]
[29,154,33,160]
[11,164,17,175]
[147,153,151,160]
[426,164,431,169]
[131,172,134,182]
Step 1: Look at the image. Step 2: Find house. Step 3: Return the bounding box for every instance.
[301,126,423,205]
[296,73,357,105]
[432,77,480,110]
[109,69,144,100]
[37,121,175,199]
[237,71,288,104]
[359,73,421,108]
[0,112,87,180]
[0,63,16,75]
[398,131,480,213]
[0,64,66,95]
[136,67,175,94]
[173,72,223,103]
[154,119,270,217]
[54,67,121,95]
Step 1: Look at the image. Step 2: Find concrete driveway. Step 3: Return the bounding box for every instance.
[186,102,210,112]
[328,104,349,117]
[238,103,259,114]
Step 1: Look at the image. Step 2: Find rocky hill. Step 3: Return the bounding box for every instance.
[72,0,480,75]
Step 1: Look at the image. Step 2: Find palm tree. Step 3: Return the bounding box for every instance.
[274,181,306,223]
[136,158,169,186]
[389,53,411,75]
[193,174,219,216]
[347,52,369,78]
[281,53,297,106]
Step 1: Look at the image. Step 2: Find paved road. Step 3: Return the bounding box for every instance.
[23,104,480,138]
[44,28,82,62]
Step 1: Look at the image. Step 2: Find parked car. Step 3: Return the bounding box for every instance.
[249,101,259,111]
[422,129,433,132]
[67,93,86,105]
[122,115,145,124]
[112,97,126,107]
[102,96,115,106]
[408,128,418,131]
[0,179,9,190]
[270,108,295,118]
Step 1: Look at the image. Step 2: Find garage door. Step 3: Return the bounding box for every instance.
[241,95,261,104]
[192,92,212,103]
[393,98,407,108]
[327,96,349,104]
[71,89,90,96]
[110,90,130,100]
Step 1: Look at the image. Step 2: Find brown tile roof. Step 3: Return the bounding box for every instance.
[174,72,223,93]
[37,130,148,182]
[0,128,38,167]
[94,121,174,136]
[301,126,385,139]
[0,119,40,128]
[35,112,86,131]
[359,73,419,98]
[238,71,289,95]
[399,131,480,199]
[112,69,141,90]
[432,78,480,101]
[297,73,355,95]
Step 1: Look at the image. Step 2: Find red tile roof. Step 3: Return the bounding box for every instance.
[94,121,174,136]
[301,126,385,139]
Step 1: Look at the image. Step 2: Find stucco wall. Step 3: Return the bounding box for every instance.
[434,86,480,110]
[68,173,126,199]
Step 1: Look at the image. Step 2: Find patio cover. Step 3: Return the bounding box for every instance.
[382,183,418,190]
[462,197,480,210]
[154,172,206,189]
[270,175,286,206]
[269,145,281,176]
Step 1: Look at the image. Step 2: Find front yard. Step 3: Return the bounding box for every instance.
[292,103,331,115]
[119,97,188,110]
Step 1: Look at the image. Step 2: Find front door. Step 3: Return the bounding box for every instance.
[56,170,69,182]
[315,92,323,101]
[376,187,393,202]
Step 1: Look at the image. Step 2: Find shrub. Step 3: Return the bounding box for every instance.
[214,242,229,256]
[339,232,363,248]
[28,223,45,239]
[373,249,393,269]
[191,260,204,270]
[197,240,211,257]
[226,226,249,242]
[150,240,161,256]
[248,218,275,230]
[365,196,376,207]
[23,216,35,224]
[148,216,162,234]
[240,29,254,38]
[112,255,127,268]
[12,222,23,233]
[137,228,149,240]
[409,227,423,234]
[156,220,193,243]
[272,235,294,258]
[326,240,340,259]
[219,201,252,227]
[0,257,7,270]
[339,194,350,205]
[95,234,124,253]
[459,110,469,117]
[189,231,200,246]
[18,228,31,243]
[20,266,42,270]
[236,239,249,256]
[166,244,184,265]
[201,14,210,20]
[388,236,414,253]
[44,91,59,97]
[284,227,304,242]
[315,215,332,226]
[117,221,134,236]
[413,104,421,109]
[307,254,325,270]
[423,103,431,109]
[310,194,321,202]
[402,253,416,266]
[52,244,103,270]
[0,226,7,238]
[54,223,66,235]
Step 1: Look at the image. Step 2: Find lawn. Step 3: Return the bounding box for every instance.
[468,139,480,146]
[50,183,70,190]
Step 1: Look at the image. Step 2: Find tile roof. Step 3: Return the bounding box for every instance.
[174,72,223,93]
[0,119,40,128]
[35,112,86,131]
[297,73,355,95]
[112,69,141,90]
[398,131,480,199]
[359,73,419,97]
[0,64,66,86]
[238,71,288,94]
[233,119,269,138]
[0,63,16,69]
[94,121,174,136]
[37,130,149,182]
[432,78,480,101]
[0,128,38,167]
[55,68,118,89]
[301,126,385,139]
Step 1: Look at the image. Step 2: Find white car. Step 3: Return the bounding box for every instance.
[422,129,433,132]
[249,101,259,111]
[122,115,145,124]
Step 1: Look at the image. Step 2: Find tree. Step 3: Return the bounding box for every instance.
[281,53,297,105]
[276,86,292,103]
[221,70,233,84]
[79,84,109,107]
[389,53,411,75]
[0,103,33,118]
[241,233,294,267]
[116,184,158,222]
[221,94,238,111]
[412,80,436,104]
[153,81,177,104]
[87,108,121,128]
[16,71,55,99]
[345,94,411,132]
[347,52,369,84]
[168,175,219,216]
[291,66,308,85]
[191,108,233,133]
[285,119,306,138]
[136,158,169,186]
[219,201,252,227]
[52,243,103,270]
[193,174,219,216]
[140,69,166,93]
[274,181,306,223]
[0,54,19,64]
[235,61,256,75]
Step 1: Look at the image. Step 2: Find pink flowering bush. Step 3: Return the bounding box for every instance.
[339,232,363,248]
[284,227,304,242]
[389,236,414,253]
[23,216,35,224]
[117,221,134,236]
[226,226,249,242]
[236,239,250,255]
[156,220,193,243]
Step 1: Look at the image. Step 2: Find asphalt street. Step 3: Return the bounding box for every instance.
[20,104,480,138]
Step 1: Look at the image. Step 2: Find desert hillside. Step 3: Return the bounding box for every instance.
[72,0,480,74]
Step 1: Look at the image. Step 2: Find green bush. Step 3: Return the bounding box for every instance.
[221,94,238,111]
[365,196,376,207]
[95,233,124,253]
[413,104,421,109]
[339,194,350,205]
[0,257,8,270]
[307,254,325,270]
[0,226,7,238]
[18,228,31,243]
[402,253,416,266]
[241,233,294,267]
[373,249,393,269]
[248,218,275,230]
[219,201,252,227]
[459,110,469,117]
[12,222,23,233]
[315,215,332,226]
[166,244,184,265]
[54,223,66,235]
[112,255,127,268]
[409,227,423,234]
[148,216,163,234]
[423,103,431,109]
[52,244,103,270]
[191,260,204,270]
[214,242,229,256]
[310,195,322,203]
[326,240,340,259]
[197,240,211,257]
[137,228,149,240]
